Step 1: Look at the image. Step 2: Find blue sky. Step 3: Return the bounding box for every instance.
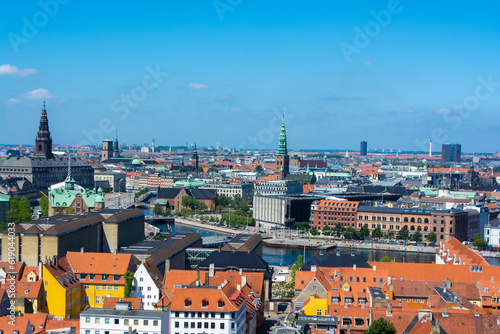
[1,0,499,152]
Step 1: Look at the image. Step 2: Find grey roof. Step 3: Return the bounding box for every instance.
[187,188,217,200]
[434,287,459,303]
[81,307,165,318]
[369,287,385,300]
[358,206,404,214]
[157,187,182,199]
[0,156,91,168]
[198,251,272,278]
[301,252,371,271]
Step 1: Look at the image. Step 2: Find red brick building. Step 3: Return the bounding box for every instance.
[310,199,359,229]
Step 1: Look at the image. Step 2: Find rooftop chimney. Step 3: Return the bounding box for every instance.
[242,275,247,287]
[80,247,84,254]
[353,264,356,270]
[311,265,317,272]
[442,308,448,317]
[209,263,215,277]
[373,265,377,271]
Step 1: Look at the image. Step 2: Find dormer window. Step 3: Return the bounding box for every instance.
[217,299,224,308]
[184,298,191,307]
[80,273,87,280]
[89,273,95,281]
[113,274,120,281]
[202,299,209,308]
[102,274,108,281]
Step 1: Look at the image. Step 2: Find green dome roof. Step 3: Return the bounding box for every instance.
[131,159,142,165]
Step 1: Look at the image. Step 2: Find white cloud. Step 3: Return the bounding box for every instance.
[7,98,21,105]
[364,61,373,66]
[24,88,55,100]
[407,109,416,113]
[185,83,209,90]
[0,64,38,76]
[229,107,245,112]
[434,108,452,115]
[216,94,235,101]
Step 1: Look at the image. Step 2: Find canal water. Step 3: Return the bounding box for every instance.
[144,211,500,267]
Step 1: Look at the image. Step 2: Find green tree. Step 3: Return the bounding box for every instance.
[254,165,263,171]
[207,167,219,173]
[333,223,345,238]
[397,225,409,240]
[179,166,186,173]
[6,196,20,224]
[124,271,134,298]
[345,227,358,239]
[289,254,303,286]
[386,229,395,239]
[472,233,488,248]
[367,317,397,334]
[182,196,197,210]
[371,227,383,238]
[359,224,370,239]
[310,227,320,236]
[39,196,49,217]
[426,231,437,243]
[296,221,310,230]
[322,226,331,236]
[380,256,392,262]
[19,196,32,223]
[153,204,164,215]
[410,231,423,242]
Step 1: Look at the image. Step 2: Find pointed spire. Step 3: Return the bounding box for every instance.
[277,115,287,156]
[67,150,72,180]
[64,150,75,190]
[115,130,118,141]
[42,100,46,114]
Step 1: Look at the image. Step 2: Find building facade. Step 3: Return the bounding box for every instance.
[310,199,359,229]
[254,180,302,196]
[442,143,461,162]
[360,141,367,156]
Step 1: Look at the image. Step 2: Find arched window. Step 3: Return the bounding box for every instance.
[424,218,429,224]
[411,218,415,223]
[410,225,415,231]
[417,226,422,231]
[418,218,422,223]
[424,226,428,231]
[404,217,408,222]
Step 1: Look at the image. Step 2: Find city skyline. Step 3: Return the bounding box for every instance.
[1,1,499,152]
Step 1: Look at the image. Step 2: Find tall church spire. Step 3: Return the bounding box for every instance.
[34,101,54,158]
[277,116,287,156]
[275,115,289,179]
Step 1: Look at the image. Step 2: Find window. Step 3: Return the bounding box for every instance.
[84,284,90,290]
[95,318,100,324]
[174,322,179,328]
[134,320,139,325]
[95,296,100,304]
[114,285,118,291]
[113,274,120,281]
[80,273,87,280]
[84,296,89,303]
[102,274,108,281]
[356,277,360,282]
[184,299,191,307]
[143,320,148,326]
[342,318,352,326]
[211,323,215,329]
[153,320,158,326]
[363,277,366,282]
[220,323,225,329]
[104,318,110,324]
[124,319,129,325]
[218,300,224,308]
[85,317,90,323]
[89,273,95,281]
[317,309,322,316]
[355,318,364,327]
[202,299,209,307]
[96,285,100,290]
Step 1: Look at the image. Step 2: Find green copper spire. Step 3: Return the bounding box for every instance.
[193,142,198,154]
[277,116,287,156]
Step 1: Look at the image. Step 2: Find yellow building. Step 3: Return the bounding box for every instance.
[302,295,328,316]
[42,259,83,319]
[65,250,135,308]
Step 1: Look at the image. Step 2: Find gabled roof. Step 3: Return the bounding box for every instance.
[198,251,272,278]
[301,252,371,271]
[157,187,182,199]
[65,251,134,284]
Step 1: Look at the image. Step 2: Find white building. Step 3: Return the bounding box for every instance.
[254,180,302,196]
[131,259,163,310]
[80,301,168,334]
[169,283,246,334]
[485,218,500,250]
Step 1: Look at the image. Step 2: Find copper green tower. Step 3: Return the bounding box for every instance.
[275,116,289,179]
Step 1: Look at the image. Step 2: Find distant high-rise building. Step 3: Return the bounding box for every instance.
[275,116,289,180]
[360,141,367,156]
[442,143,461,162]
[151,138,155,153]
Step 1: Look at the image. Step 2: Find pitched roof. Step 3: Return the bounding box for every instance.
[198,251,272,277]
[102,297,142,310]
[65,251,134,284]
[301,252,371,271]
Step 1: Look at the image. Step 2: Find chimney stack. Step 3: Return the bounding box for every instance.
[81,247,84,254]
[209,263,215,277]
[242,275,247,287]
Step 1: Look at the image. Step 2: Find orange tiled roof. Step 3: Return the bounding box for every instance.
[102,297,142,310]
